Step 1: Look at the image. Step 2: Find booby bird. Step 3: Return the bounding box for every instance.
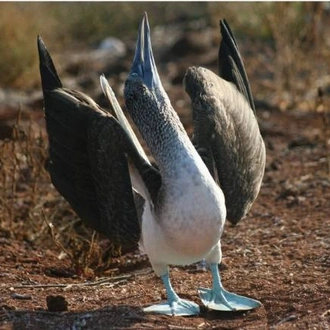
[37,13,265,316]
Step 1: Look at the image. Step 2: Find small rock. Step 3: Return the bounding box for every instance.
[46,295,69,312]
[11,293,32,300]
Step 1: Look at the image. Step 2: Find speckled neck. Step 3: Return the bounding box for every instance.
[124,83,201,181]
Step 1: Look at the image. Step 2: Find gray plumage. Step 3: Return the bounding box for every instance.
[185,20,266,224]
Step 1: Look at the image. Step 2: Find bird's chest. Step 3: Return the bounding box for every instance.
[156,175,226,253]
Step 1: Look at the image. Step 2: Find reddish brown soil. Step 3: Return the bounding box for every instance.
[1,109,330,329]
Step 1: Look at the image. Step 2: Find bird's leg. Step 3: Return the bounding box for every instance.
[198,263,262,311]
[196,259,208,272]
[143,271,200,316]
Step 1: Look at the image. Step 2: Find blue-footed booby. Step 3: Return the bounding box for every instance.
[37,13,265,316]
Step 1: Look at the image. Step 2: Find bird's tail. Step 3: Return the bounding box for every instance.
[100,75,150,165]
[37,35,62,91]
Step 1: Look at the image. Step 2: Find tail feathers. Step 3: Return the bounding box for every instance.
[37,35,62,91]
[100,75,150,165]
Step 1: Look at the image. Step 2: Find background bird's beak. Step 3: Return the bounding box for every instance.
[129,12,161,89]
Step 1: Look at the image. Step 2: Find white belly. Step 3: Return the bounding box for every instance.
[140,171,226,276]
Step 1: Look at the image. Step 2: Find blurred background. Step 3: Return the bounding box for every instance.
[1,2,329,98]
[1,2,330,274]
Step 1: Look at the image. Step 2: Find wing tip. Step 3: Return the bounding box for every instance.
[219,19,236,46]
[37,35,62,91]
[218,19,256,113]
[219,19,239,66]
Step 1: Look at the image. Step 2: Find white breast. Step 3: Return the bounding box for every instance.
[140,150,226,276]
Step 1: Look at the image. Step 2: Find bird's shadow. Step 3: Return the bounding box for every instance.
[5,305,146,330]
[4,297,263,329]
[201,306,249,321]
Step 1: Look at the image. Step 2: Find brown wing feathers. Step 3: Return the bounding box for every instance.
[38,36,141,250]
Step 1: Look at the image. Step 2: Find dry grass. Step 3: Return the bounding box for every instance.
[0,3,209,89]
[0,115,46,231]
[315,87,330,174]
[256,2,329,109]
[0,4,37,88]
[2,2,330,93]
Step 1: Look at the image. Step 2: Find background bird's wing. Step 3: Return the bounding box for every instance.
[218,19,256,113]
[38,36,160,251]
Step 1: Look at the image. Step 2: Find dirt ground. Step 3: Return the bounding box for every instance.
[1,98,330,330]
[1,26,330,330]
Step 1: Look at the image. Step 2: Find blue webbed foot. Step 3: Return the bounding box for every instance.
[143,298,200,316]
[143,272,200,316]
[198,287,261,311]
[199,263,262,311]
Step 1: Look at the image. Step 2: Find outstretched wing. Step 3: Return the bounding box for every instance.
[185,20,265,225]
[38,36,149,250]
[219,19,256,113]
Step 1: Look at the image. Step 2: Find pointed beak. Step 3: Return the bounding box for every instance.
[129,13,161,89]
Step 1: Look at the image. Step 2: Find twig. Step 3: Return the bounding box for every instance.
[6,274,132,290]
[168,326,198,330]
[271,314,298,329]
[43,213,74,261]
[321,309,330,317]
[11,293,32,300]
